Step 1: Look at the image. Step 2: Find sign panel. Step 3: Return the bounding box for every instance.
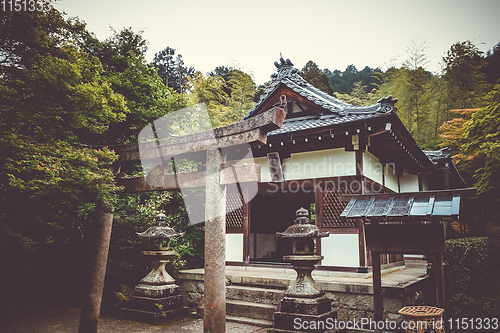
[365,223,445,253]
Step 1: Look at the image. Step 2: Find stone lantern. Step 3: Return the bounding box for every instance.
[269,207,338,333]
[122,213,188,324]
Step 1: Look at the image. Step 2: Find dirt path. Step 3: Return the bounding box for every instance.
[0,307,267,333]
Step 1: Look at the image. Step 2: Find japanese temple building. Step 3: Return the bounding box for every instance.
[224,58,465,270]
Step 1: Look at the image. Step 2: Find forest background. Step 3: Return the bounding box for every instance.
[1,1,499,319]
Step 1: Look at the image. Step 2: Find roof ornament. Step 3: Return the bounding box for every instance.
[279,94,287,107]
[377,95,398,114]
[271,54,302,83]
[274,53,294,68]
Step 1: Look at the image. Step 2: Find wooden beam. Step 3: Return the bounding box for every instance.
[367,122,392,137]
[116,164,261,192]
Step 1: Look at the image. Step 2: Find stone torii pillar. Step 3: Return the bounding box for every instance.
[204,147,227,332]
[108,107,285,333]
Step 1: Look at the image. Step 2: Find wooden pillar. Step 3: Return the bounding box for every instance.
[443,165,450,190]
[242,187,250,263]
[78,207,114,333]
[314,185,323,259]
[355,150,364,194]
[204,147,226,333]
[371,251,383,323]
[357,219,366,267]
[434,252,445,308]
[382,162,386,189]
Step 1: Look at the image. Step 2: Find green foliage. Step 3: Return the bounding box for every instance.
[0,6,128,253]
[373,66,436,144]
[113,284,133,306]
[447,294,500,319]
[418,138,444,151]
[443,40,488,110]
[437,85,500,227]
[1,7,194,312]
[0,1,85,69]
[107,191,204,292]
[153,47,195,93]
[187,67,256,127]
[86,28,189,144]
[444,237,490,296]
[333,81,377,106]
[443,237,500,320]
[0,18,128,143]
[462,84,500,195]
[0,135,119,248]
[324,65,381,95]
[300,61,333,95]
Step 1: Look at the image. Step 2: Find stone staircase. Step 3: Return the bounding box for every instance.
[226,284,285,327]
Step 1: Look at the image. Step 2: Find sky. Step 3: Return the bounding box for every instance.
[54,0,500,85]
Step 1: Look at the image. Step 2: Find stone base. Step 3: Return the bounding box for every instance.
[121,306,188,325]
[134,283,179,298]
[280,296,332,315]
[122,284,188,324]
[269,295,338,333]
[127,294,184,312]
[269,310,338,333]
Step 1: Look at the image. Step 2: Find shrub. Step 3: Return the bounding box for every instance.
[443,237,499,320]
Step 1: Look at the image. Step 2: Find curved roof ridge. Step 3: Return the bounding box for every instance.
[245,57,397,119]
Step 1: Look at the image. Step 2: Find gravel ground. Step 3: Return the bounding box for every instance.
[0,307,267,333]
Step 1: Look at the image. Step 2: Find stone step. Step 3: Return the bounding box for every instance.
[226,299,277,321]
[226,315,274,328]
[226,285,284,305]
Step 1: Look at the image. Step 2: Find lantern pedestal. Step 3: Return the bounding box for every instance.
[269,255,337,333]
[122,249,188,323]
[269,208,338,333]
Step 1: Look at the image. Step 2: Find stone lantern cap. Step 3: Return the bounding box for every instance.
[137,213,184,239]
[276,207,329,239]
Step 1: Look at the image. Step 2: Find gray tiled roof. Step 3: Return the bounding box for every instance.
[340,192,461,220]
[268,113,380,137]
[244,57,398,120]
[423,148,452,163]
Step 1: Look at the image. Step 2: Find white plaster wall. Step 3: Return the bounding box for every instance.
[255,234,277,259]
[363,151,383,184]
[282,149,356,181]
[384,165,398,192]
[400,173,419,193]
[320,234,359,267]
[226,234,243,262]
[235,157,270,182]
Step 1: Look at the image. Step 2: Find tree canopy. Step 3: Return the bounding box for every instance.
[188,66,256,127]
[300,61,333,95]
[153,47,195,94]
